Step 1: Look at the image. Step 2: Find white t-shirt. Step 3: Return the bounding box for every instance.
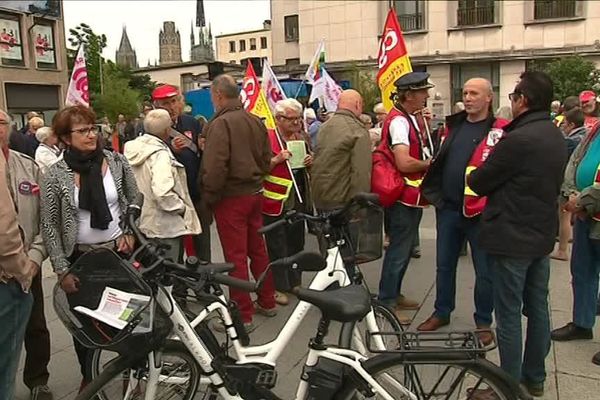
[75,167,123,244]
[389,114,420,147]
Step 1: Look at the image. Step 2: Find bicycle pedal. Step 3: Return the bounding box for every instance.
[256,369,277,388]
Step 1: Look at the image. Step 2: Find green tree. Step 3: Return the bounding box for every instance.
[533,55,600,101]
[68,23,107,100]
[95,62,142,121]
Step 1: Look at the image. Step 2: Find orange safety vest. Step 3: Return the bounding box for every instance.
[463,118,509,218]
[262,129,294,217]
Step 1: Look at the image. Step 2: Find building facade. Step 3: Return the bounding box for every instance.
[0,0,68,128]
[159,21,182,65]
[115,26,138,69]
[215,20,272,66]
[270,0,600,115]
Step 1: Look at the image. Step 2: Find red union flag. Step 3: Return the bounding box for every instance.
[377,8,412,111]
[66,46,89,107]
[240,62,276,129]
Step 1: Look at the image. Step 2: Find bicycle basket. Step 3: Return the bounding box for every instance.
[343,203,384,264]
[53,248,172,355]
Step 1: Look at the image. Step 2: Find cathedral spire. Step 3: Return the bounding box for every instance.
[190,20,195,46]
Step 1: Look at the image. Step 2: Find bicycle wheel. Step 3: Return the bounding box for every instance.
[86,341,201,400]
[339,299,403,353]
[336,353,520,400]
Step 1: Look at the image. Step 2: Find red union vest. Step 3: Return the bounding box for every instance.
[262,129,294,217]
[463,118,509,218]
[381,107,429,208]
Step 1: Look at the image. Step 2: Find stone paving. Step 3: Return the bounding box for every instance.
[14,209,600,399]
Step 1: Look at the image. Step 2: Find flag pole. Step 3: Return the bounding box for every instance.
[273,127,304,203]
[293,79,306,99]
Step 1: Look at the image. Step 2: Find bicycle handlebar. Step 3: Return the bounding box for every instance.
[125,194,257,293]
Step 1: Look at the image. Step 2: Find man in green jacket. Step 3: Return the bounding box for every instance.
[311,89,372,211]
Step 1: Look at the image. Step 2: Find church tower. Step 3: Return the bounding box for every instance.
[115,26,138,69]
[190,0,214,63]
[159,21,182,65]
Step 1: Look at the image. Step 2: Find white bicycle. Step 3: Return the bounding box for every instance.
[56,194,528,400]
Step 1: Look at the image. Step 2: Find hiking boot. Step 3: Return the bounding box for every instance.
[551,322,593,341]
[254,302,277,317]
[417,315,450,331]
[396,294,419,310]
[31,385,53,400]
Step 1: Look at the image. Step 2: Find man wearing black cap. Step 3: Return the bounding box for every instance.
[152,84,211,262]
[376,71,434,324]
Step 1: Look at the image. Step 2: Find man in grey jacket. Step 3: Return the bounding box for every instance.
[0,109,38,400]
[1,109,51,400]
[311,89,372,210]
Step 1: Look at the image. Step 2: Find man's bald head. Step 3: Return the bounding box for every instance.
[462,77,493,121]
[337,89,364,117]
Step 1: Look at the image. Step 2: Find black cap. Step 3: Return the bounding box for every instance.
[393,72,435,91]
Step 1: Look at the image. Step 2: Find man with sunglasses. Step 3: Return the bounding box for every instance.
[467,71,567,398]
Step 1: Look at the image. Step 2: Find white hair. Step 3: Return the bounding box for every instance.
[304,108,316,120]
[0,109,11,124]
[35,126,53,143]
[373,103,385,114]
[143,109,172,135]
[28,116,44,129]
[274,98,303,116]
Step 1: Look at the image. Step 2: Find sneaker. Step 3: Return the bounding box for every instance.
[31,385,53,400]
[551,322,593,341]
[275,291,289,306]
[593,350,600,366]
[244,322,256,333]
[396,294,419,310]
[521,381,544,397]
[394,308,413,325]
[254,302,277,317]
[411,247,421,259]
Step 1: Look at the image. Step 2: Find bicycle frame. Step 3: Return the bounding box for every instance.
[132,244,395,400]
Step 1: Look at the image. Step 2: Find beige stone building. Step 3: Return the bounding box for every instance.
[271,0,600,115]
[0,1,68,128]
[215,20,272,66]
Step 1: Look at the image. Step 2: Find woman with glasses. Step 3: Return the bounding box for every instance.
[40,106,138,390]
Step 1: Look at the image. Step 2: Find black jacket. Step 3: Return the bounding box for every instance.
[468,110,567,258]
[171,114,202,202]
[421,111,496,209]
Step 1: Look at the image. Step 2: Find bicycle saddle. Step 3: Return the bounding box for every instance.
[270,251,326,273]
[295,285,371,323]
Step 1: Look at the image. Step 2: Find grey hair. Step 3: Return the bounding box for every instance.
[143,109,172,135]
[274,98,303,116]
[0,109,11,124]
[212,74,239,99]
[29,116,44,129]
[35,126,53,143]
[373,102,385,114]
[495,106,513,120]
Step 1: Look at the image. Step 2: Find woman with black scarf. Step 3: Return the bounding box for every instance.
[40,106,138,390]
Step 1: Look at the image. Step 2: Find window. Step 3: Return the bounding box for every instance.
[0,13,24,66]
[456,0,495,26]
[285,58,300,66]
[452,62,500,110]
[229,40,235,53]
[284,15,299,42]
[395,0,425,31]
[250,38,257,51]
[33,20,56,69]
[260,36,268,49]
[534,0,577,20]
[239,39,246,52]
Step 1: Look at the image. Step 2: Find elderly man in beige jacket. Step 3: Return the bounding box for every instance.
[0,109,38,400]
[124,109,201,263]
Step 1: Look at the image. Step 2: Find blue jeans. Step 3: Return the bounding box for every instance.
[571,218,600,329]
[434,208,493,326]
[0,280,33,399]
[491,255,550,385]
[378,203,422,306]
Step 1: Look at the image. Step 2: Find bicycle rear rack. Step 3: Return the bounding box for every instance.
[366,329,497,356]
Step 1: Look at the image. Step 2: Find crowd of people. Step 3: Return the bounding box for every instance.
[0,68,599,400]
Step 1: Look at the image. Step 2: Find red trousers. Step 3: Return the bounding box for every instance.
[214,194,275,323]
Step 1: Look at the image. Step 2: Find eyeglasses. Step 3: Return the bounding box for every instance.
[508,92,522,102]
[278,115,302,123]
[71,126,99,136]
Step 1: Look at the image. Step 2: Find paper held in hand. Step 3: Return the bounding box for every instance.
[74,286,153,333]
[287,140,306,169]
